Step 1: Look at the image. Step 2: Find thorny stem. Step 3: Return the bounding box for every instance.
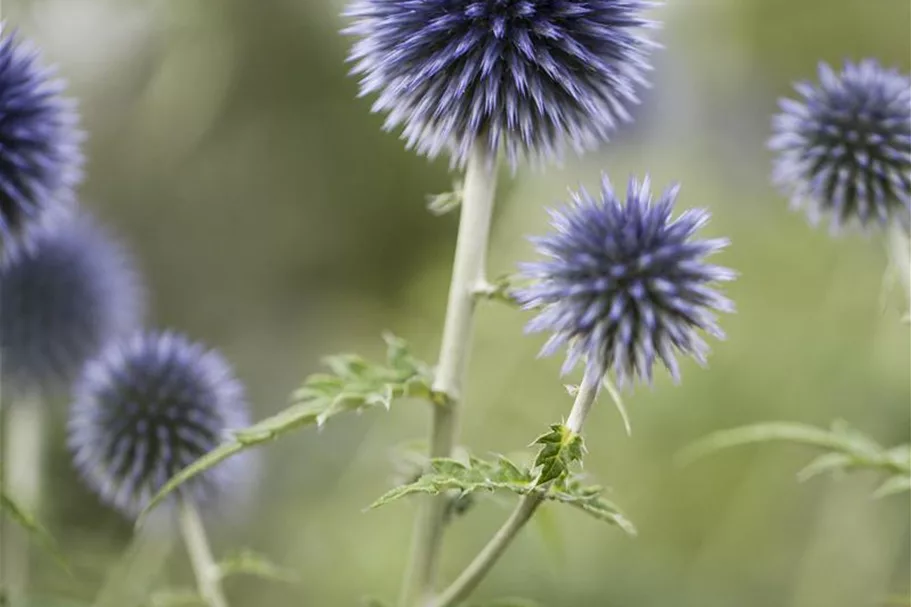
[178,501,228,607]
[428,368,602,607]
[399,144,499,607]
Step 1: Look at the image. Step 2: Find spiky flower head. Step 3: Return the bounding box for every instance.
[69,332,254,519]
[769,60,911,232]
[515,175,736,387]
[0,209,143,395]
[0,24,83,245]
[344,0,659,169]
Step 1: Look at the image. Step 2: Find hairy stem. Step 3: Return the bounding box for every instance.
[428,369,602,607]
[400,144,499,607]
[178,501,228,607]
[1,396,44,605]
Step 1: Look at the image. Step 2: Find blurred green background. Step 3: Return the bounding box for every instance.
[4,0,910,605]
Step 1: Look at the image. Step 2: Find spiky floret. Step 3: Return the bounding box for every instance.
[344,0,659,169]
[69,332,254,519]
[0,209,143,395]
[769,60,911,232]
[0,25,83,245]
[515,175,736,387]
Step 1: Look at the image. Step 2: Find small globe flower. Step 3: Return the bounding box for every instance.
[0,209,144,395]
[769,60,911,232]
[68,332,254,519]
[515,175,736,387]
[344,0,659,169]
[0,25,83,245]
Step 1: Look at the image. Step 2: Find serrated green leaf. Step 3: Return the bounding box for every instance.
[368,453,634,534]
[360,598,393,607]
[531,424,585,485]
[0,482,69,572]
[140,335,436,522]
[680,421,911,499]
[217,549,297,584]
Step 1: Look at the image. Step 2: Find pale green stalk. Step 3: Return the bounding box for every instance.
[428,369,602,607]
[92,518,175,607]
[178,501,228,607]
[1,395,45,605]
[399,143,499,607]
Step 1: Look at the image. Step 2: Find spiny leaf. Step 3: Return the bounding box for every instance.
[217,549,297,583]
[0,480,69,572]
[368,454,634,534]
[679,421,911,498]
[139,335,436,522]
[531,424,585,485]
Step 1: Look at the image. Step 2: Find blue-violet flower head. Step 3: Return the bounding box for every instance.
[0,209,144,395]
[515,175,736,387]
[344,0,659,169]
[769,60,911,232]
[0,25,83,245]
[69,332,254,519]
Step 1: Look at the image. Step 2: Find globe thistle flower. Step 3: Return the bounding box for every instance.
[68,332,254,519]
[0,25,83,244]
[344,0,659,169]
[769,60,911,232]
[0,209,143,395]
[515,175,736,387]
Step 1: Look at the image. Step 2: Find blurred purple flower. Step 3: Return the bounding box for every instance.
[0,209,143,395]
[69,331,255,519]
[770,60,911,232]
[0,25,83,245]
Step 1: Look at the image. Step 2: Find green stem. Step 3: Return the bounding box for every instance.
[887,225,910,307]
[428,369,602,607]
[178,501,228,607]
[1,395,45,605]
[399,144,499,607]
[92,518,175,607]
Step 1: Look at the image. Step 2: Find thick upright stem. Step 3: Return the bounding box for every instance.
[1,396,44,605]
[178,501,228,607]
[399,144,499,607]
[428,370,602,607]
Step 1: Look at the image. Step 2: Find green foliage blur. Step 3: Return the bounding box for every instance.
[4,0,910,605]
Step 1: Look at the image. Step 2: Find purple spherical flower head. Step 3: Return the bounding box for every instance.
[344,0,659,169]
[515,175,736,387]
[0,209,144,396]
[769,60,911,233]
[69,332,255,520]
[0,25,83,245]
